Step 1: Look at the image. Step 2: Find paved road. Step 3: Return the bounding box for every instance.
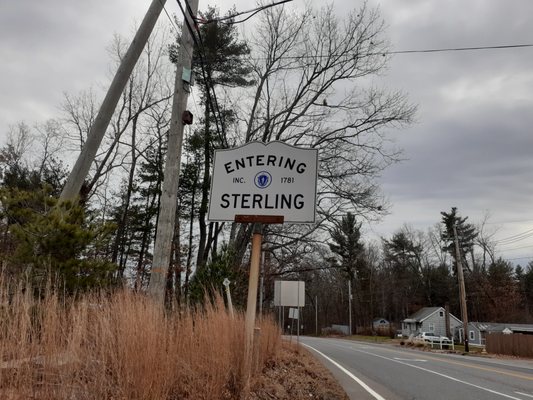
[299,336,533,400]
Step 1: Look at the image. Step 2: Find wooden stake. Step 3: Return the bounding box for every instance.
[243,223,263,390]
[245,223,263,350]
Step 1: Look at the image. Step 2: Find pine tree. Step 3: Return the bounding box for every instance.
[2,187,116,292]
[329,212,363,280]
[328,212,374,328]
[171,6,255,272]
[441,207,477,273]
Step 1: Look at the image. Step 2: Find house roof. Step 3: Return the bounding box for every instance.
[407,307,441,322]
[470,322,533,333]
[403,307,461,324]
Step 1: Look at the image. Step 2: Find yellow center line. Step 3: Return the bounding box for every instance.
[353,343,533,381]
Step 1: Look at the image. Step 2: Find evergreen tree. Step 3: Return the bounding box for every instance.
[441,207,477,273]
[328,212,373,328]
[171,6,255,272]
[383,231,425,316]
[486,258,519,321]
[188,244,238,304]
[329,212,363,280]
[2,187,116,292]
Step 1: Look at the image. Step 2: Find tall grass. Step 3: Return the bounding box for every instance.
[0,279,280,399]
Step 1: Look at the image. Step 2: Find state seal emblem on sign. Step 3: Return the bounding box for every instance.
[254,171,272,188]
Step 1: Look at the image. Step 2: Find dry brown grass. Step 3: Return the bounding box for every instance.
[0,280,280,399]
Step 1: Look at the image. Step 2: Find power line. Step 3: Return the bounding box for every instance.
[268,264,344,276]
[494,228,533,245]
[506,255,533,262]
[197,0,293,25]
[497,243,533,252]
[389,43,533,55]
[484,218,533,225]
[186,0,226,144]
[158,0,178,33]
[170,42,533,64]
[180,0,226,147]
[158,0,197,62]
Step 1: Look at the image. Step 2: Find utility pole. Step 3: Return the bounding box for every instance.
[315,295,318,336]
[60,0,167,201]
[348,279,352,335]
[453,223,469,352]
[148,0,199,303]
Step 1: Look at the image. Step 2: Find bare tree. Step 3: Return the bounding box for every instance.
[228,2,415,266]
[475,212,498,270]
[61,25,174,204]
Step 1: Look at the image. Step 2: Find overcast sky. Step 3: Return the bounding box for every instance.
[1,0,533,264]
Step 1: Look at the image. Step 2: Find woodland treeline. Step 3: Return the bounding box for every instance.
[1,3,531,330]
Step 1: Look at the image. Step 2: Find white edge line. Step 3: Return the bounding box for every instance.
[352,346,523,400]
[301,343,386,400]
[515,392,533,399]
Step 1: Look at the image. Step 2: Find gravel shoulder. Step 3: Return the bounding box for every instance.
[250,341,349,400]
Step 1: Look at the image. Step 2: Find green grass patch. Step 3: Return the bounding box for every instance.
[453,344,485,354]
[345,335,393,343]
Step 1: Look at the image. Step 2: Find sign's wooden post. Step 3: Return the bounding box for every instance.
[238,216,283,393]
[245,222,263,363]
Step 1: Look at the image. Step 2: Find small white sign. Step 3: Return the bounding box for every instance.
[274,281,305,307]
[208,141,318,223]
[289,308,299,319]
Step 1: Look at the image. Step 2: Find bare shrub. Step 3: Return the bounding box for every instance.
[0,278,280,399]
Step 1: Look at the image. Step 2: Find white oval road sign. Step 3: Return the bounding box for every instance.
[208,141,318,223]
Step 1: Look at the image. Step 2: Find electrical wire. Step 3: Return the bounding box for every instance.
[197,0,293,25]
[494,228,533,245]
[497,243,533,252]
[158,0,178,33]
[185,0,225,136]
[157,0,197,62]
[189,88,202,118]
[268,264,345,276]
[484,218,533,225]
[179,0,229,148]
[162,43,533,65]
[505,255,533,262]
[389,43,533,55]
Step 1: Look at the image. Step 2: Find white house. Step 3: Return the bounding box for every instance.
[402,307,462,339]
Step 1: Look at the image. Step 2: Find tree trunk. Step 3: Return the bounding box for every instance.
[196,102,211,270]
[112,115,139,277]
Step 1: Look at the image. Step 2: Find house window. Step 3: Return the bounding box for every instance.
[469,331,475,341]
[428,323,435,332]
[439,311,444,317]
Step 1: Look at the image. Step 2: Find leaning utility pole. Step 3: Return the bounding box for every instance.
[60,0,167,201]
[453,223,469,352]
[148,0,199,303]
[348,279,353,335]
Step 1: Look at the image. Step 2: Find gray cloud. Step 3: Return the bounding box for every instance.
[358,0,533,262]
[1,0,532,261]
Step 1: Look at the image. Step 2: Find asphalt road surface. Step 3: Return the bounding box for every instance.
[299,336,533,400]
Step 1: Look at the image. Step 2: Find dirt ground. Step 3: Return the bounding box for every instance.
[250,341,349,400]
